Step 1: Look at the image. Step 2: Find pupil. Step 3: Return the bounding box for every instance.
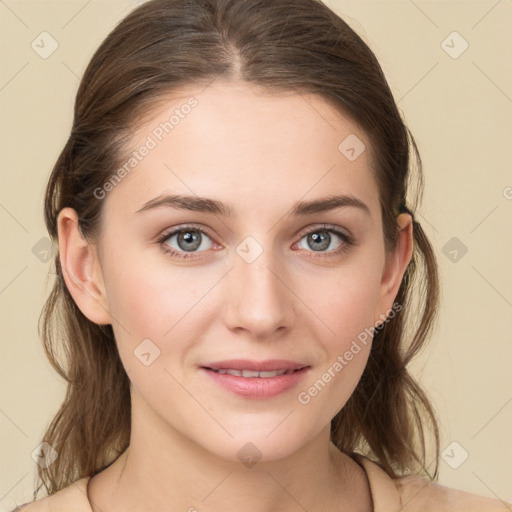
[179,230,201,251]
[309,231,329,251]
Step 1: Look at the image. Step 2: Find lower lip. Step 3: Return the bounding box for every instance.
[201,367,310,399]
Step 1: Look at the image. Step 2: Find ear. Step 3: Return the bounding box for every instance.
[57,207,112,325]
[373,213,414,326]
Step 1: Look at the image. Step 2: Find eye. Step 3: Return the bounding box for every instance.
[295,225,354,257]
[157,225,215,260]
[156,223,356,261]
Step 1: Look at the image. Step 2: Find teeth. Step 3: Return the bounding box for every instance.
[215,368,291,378]
[217,369,242,376]
[242,370,261,378]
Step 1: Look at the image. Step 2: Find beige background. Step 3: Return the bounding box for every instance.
[1,0,511,508]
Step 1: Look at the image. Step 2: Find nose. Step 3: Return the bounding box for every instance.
[222,245,296,340]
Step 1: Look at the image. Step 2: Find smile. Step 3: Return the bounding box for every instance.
[201,363,310,399]
[209,368,299,378]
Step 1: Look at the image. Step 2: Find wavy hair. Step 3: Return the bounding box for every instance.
[34,0,440,497]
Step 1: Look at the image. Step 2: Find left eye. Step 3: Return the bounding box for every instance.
[296,228,348,253]
[161,228,213,255]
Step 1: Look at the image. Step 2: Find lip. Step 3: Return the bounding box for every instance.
[203,359,308,372]
[200,359,310,399]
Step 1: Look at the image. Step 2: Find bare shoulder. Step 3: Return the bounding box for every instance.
[11,477,91,512]
[396,474,512,512]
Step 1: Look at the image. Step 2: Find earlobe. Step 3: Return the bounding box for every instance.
[374,213,414,325]
[57,207,112,325]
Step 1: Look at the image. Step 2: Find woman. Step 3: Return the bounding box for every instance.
[13,0,509,510]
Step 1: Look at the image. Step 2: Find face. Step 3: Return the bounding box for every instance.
[60,81,412,463]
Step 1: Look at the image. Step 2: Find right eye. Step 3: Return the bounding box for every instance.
[156,226,217,260]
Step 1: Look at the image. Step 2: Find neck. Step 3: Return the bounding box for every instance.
[87,394,372,512]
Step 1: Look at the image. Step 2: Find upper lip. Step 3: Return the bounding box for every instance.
[202,359,309,372]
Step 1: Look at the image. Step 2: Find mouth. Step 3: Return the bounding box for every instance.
[202,359,308,372]
[200,359,310,399]
[204,367,305,378]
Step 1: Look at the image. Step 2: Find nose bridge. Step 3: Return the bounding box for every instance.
[224,235,294,337]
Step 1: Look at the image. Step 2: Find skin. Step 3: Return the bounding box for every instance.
[57,81,413,512]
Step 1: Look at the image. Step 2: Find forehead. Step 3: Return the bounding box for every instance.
[103,81,379,221]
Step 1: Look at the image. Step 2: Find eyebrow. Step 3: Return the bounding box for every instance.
[135,193,371,218]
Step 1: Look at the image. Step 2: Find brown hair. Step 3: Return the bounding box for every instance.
[35,0,440,497]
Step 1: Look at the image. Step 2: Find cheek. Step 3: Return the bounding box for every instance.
[103,262,172,337]
[304,256,384,347]
[294,257,383,410]
[100,250,219,364]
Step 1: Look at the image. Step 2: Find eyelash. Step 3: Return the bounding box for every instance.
[156,223,356,261]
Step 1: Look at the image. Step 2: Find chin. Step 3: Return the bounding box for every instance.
[198,424,313,465]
